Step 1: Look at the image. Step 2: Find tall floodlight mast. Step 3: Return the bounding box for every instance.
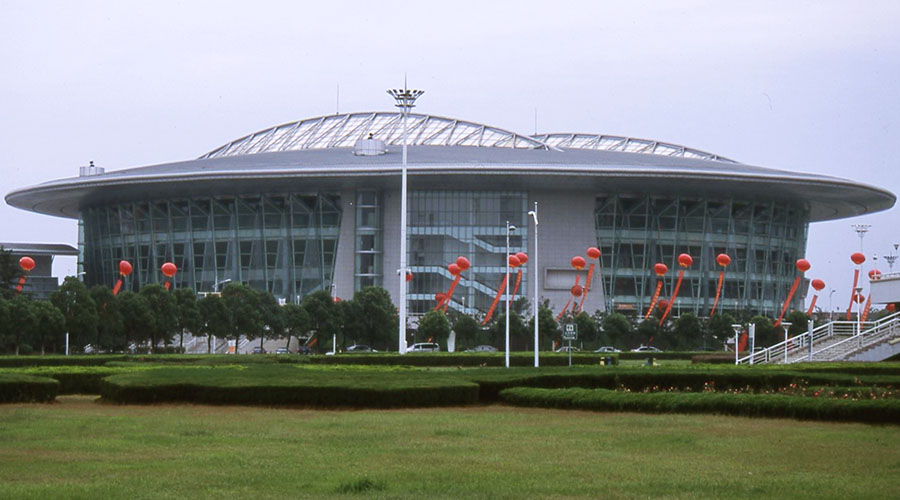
[387,84,424,354]
[852,224,871,253]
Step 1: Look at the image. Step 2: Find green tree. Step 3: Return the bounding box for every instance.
[785,310,811,337]
[198,293,229,353]
[750,315,776,347]
[50,277,98,351]
[0,297,8,352]
[488,311,528,350]
[417,310,451,347]
[344,286,396,348]
[672,312,702,350]
[601,312,632,348]
[29,300,65,355]
[6,295,36,354]
[451,314,482,350]
[302,290,342,349]
[90,285,123,351]
[573,311,599,346]
[707,313,736,348]
[173,288,202,351]
[255,290,285,351]
[0,247,23,300]
[527,300,558,350]
[635,319,657,348]
[139,284,178,352]
[282,303,310,350]
[117,291,153,352]
[220,282,263,351]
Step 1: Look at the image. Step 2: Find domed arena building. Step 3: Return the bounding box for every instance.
[6,111,895,319]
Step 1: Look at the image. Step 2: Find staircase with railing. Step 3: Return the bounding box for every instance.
[737,311,900,364]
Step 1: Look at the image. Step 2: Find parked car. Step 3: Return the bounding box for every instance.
[275,348,289,354]
[555,346,581,353]
[465,345,498,352]
[252,346,266,354]
[407,342,440,352]
[594,346,621,353]
[347,344,377,353]
[631,345,662,353]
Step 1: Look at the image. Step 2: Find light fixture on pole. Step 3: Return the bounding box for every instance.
[851,224,871,253]
[828,288,836,322]
[505,221,517,368]
[528,203,539,368]
[387,84,424,354]
[854,286,863,336]
[781,322,792,364]
[885,245,898,273]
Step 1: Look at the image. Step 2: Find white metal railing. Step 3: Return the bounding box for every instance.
[736,311,900,364]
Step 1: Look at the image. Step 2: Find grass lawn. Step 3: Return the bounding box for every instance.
[1,396,897,499]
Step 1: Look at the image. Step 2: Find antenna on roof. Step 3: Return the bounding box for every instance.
[336,84,340,115]
[534,107,538,135]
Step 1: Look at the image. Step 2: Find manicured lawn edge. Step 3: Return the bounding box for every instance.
[498,386,900,424]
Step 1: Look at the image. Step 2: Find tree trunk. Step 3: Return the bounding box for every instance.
[207,336,212,354]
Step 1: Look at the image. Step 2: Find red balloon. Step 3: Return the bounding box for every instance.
[811,278,826,291]
[333,296,342,303]
[795,259,811,272]
[571,256,586,270]
[851,252,865,265]
[515,252,528,265]
[868,269,882,279]
[854,293,865,304]
[456,256,470,271]
[508,255,521,268]
[448,263,461,275]
[653,263,668,276]
[571,284,583,297]
[18,256,35,272]
[677,253,693,268]
[405,272,413,282]
[587,247,601,259]
[161,262,177,277]
[887,303,897,312]
[119,260,133,276]
[716,253,731,267]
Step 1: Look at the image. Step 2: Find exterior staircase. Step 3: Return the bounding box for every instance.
[737,311,900,364]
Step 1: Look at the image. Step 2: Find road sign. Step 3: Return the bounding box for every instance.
[562,323,577,341]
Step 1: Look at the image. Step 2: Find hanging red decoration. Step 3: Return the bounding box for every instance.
[571,256,586,270]
[508,255,521,268]
[557,275,582,320]
[571,284,583,297]
[709,253,732,317]
[775,258,812,327]
[481,273,508,325]
[644,263,668,319]
[854,293,865,304]
[846,252,865,320]
[405,272,413,282]
[515,252,528,265]
[579,248,602,313]
[659,254,692,325]
[112,259,134,296]
[14,256,35,295]
[437,259,466,312]
[448,263,461,275]
[887,303,897,312]
[806,278,826,315]
[435,292,446,304]
[861,294,873,322]
[456,256,470,271]
[161,262,177,291]
[509,253,528,298]
[868,269,882,280]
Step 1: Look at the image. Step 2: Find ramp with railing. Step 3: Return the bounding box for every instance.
[737,312,900,364]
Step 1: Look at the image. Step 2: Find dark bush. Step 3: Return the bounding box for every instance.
[0,373,58,403]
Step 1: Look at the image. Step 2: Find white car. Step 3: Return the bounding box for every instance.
[555,346,581,353]
[631,345,662,353]
[407,342,440,352]
[594,346,621,353]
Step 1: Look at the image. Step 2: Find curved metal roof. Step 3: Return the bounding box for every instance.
[533,133,736,163]
[200,111,550,158]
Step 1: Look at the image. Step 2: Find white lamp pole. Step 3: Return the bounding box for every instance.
[505,221,516,368]
[782,322,792,364]
[528,203,539,367]
[731,324,742,365]
[387,85,424,354]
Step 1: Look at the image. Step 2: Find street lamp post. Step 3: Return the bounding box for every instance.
[885,244,898,273]
[855,286,863,337]
[731,324,742,365]
[782,322,792,364]
[528,203,539,367]
[387,85,424,354]
[505,221,517,368]
[851,224,871,253]
[828,289,836,322]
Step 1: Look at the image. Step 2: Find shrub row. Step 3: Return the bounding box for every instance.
[99,365,479,408]
[0,373,58,403]
[0,355,130,368]
[498,387,900,424]
[307,353,618,367]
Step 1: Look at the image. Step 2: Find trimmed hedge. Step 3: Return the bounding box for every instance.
[0,373,58,403]
[99,365,479,408]
[499,387,900,424]
[308,352,621,367]
[0,355,129,368]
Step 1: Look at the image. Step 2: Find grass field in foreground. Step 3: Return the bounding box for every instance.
[1,397,898,499]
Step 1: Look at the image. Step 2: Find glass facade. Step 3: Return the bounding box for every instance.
[407,190,528,316]
[81,193,342,301]
[595,194,809,316]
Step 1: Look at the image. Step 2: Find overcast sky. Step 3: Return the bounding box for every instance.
[2,1,898,313]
